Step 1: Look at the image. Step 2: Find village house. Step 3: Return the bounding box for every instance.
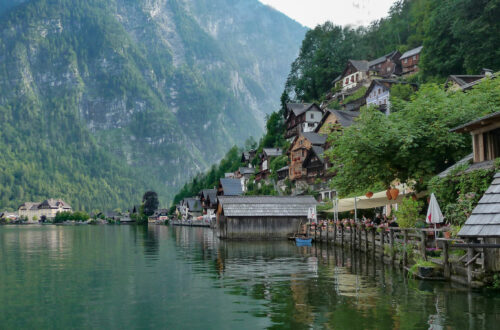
[445,69,494,91]
[178,198,203,219]
[200,188,217,216]
[333,60,371,94]
[235,167,255,192]
[285,103,323,139]
[218,178,243,196]
[288,132,327,182]
[451,112,500,165]
[18,199,72,222]
[400,46,423,75]
[365,79,418,115]
[302,145,330,184]
[216,196,317,239]
[368,50,402,78]
[241,149,257,166]
[255,148,283,181]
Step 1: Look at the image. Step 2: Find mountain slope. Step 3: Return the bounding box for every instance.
[0,0,306,210]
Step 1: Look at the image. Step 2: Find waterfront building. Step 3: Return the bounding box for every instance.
[18,199,72,222]
[216,196,317,239]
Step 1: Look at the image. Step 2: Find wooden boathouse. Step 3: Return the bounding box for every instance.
[216,196,317,240]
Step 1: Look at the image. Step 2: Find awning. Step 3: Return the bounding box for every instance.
[327,184,427,213]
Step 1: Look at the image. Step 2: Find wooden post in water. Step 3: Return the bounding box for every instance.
[467,243,473,286]
[333,223,337,245]
[420,230,427,261]
[390,229,395,263]
[364,229,368,252]
[403,230,408,267]
[379,230,384,259]
[443,240,450,279]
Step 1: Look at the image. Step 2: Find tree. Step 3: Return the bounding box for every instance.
[142,191,159,217]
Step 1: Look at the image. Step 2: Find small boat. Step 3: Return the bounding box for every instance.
[295,237,313,246]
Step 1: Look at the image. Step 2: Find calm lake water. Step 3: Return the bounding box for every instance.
[0,225,499,329]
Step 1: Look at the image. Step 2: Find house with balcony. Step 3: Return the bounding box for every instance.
[285,103,323,139]
[400,46,423,75]
[288,132,326,182]
[368,50,402,78]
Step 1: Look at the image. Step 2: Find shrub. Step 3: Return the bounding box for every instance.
[395,197,423,228]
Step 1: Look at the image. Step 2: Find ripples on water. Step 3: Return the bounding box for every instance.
[0,225,499,329]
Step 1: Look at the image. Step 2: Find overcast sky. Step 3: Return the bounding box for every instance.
[259,0,398,28]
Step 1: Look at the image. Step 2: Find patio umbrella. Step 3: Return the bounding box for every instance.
[426,193,444,244]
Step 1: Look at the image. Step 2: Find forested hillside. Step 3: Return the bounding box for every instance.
[0,0,306,210]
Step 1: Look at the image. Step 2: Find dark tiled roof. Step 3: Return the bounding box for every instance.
[302,132,327,146]
[400,46,423,59]
[277,166,289,172]
[217,196,317,217]
[286,103,321,117]
[185,198,202,212]
[365,79,417,98]
[437,154,473,178]
[349,60,369,72]
[239,167,255,175]
[451,111,500,133]
[368,50,400,68]
[220,178,243,196]
[263,148,283,157]
[310,146,325,163]
[459,172,500,237]
[329,110,360,127]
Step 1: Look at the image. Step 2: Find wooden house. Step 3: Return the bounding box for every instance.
[285,103,323,139]
[277,166,289,181]
[400,46,423,75]
[333,60,370,93]
[302,145,332,185]
[235,167,255,192]
[216,196,317,239]
[365,79,418,115]
[255,148,283,181]
[200,189,217,214]
[368,50,402,77]
[241,149,257,165]
[451,112,500,164]
[288,132,326,182]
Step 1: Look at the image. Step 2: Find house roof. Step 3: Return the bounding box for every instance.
[286,103,321,117]
[217,196,317,217]
[18,202,39,211]
[315,110,359,133]
[262,148,283,157]
[459,172,500,237]
[239,167,255,175]
[200,189,216,199]
[437,154,473,178]
[368,50,400,68]
[38,199,71,209]
[400,46,423,59]
[277,166,289,173]
[302,132,327,146]
[185,198,202,212]
[206,190,218,207]
[447,75,485,87]
[219,178,243,196]
[349,60,369,72]
[451,111,500,133]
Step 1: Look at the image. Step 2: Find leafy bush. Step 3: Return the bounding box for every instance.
[395,197,423,228]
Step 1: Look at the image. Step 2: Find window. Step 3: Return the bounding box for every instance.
[404,58,408,64]
[355,73,359,82]
[413,55,417,60]
[386,67,391,72]
[378,89,381,95]
[351,76,354,82]
[345,78,349,84]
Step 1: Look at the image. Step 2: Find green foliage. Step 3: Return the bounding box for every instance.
[142,191,159,217]
[408,256,436,277]
[421,0,500,77]
[395,197,423,228]
[53,211,90,223]
[342,87,368,105]
[429,166,496,226]
[327,79,500,196]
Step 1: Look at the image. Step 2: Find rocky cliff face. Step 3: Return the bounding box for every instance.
[0,0,305,209]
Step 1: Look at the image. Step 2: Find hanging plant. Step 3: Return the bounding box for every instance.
[390,188,400,200]
[386,189,392,200]
[366,191,374,198]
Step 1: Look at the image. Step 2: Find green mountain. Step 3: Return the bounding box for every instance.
[0,0,306,210]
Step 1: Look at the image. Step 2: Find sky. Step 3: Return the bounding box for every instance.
[259,0,398,28]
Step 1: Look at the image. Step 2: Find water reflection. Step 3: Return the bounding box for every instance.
[1,225,499,329]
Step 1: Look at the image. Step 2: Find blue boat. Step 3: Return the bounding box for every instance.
[295,237,313,246]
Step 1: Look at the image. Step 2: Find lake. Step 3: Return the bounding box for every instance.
[0,225,499,329]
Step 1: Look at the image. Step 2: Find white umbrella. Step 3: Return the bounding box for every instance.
[426,193,444,244]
